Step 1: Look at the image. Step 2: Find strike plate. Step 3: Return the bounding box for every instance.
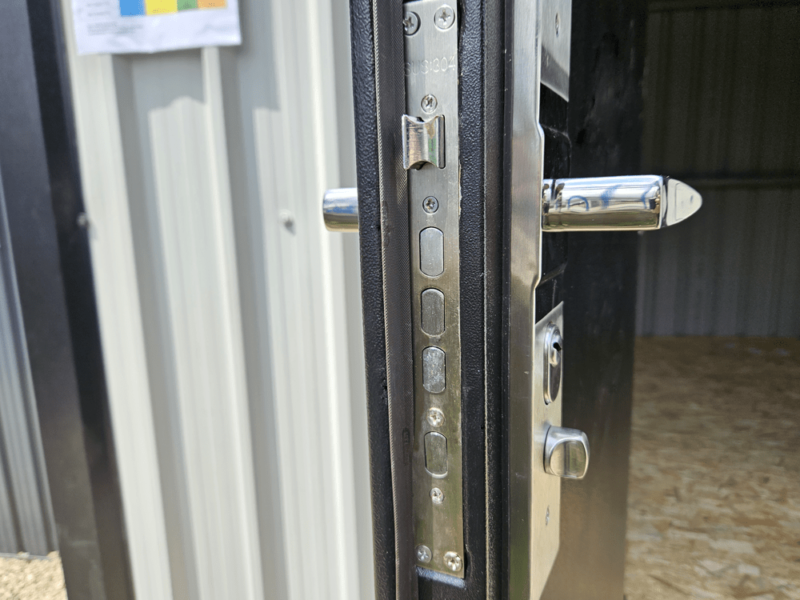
[404,0,464,579]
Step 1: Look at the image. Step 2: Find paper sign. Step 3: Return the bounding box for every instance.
[71,0,241,55]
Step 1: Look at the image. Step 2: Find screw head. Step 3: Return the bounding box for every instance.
[430,487,445,505]
[423,196,440,214]
[444,551,462,572]
[403,11,420,36]
[416,545,432,563]
[421,94,438,114]
[427,407,444,427]
[279,209,295,230]
[434,5,455,30]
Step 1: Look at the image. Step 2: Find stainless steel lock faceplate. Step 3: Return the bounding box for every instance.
[405,0,464,578]
[532,304,564,598]
[541,0,572,100]
[508,301,565,600]
[506,0,557,597]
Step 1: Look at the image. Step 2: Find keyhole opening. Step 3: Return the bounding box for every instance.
[553,342,562,353]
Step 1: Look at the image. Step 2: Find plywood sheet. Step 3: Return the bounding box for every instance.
[626,337,800,599]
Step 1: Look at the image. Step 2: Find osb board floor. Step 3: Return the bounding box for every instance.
[625,337,800,600]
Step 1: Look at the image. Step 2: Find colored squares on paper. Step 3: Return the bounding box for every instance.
[120,0,226,16]
[120,0,144,15]
[146,0,177,14]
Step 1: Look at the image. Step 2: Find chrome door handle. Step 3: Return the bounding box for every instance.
[322,175,701,234]
[321,188,358,232]
[542,175,702,231]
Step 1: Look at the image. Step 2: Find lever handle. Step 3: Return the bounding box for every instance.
[542,175,702,232]
[323,176,701,234]
[322,188,359,232]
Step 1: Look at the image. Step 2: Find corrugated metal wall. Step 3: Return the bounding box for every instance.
[637,1,800,336]
[0,169,57,557]
[35,0,796,594]
[59,0,373,599]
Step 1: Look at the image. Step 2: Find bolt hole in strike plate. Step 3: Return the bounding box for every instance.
[405,0,464,579]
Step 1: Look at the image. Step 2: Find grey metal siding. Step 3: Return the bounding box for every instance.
[637,2,800,336]
[0,168,57,556]
[58,0,374,597]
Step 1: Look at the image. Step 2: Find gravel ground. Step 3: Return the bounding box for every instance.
[0,553,65,600]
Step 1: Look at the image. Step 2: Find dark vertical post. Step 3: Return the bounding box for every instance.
[543,0,647,597]
[0,0,134,598]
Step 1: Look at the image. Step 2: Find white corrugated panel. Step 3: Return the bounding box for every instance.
[59,1,373,598]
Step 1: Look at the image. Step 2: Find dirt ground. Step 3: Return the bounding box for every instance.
[1,337,798,599]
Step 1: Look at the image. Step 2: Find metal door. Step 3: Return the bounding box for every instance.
[323,0,702,598]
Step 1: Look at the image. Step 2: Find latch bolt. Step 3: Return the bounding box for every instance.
[402,114,446,170]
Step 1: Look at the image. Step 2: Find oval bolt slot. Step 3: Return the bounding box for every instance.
[420,227,444,277]
[424,432,448,476]
[422,347,446,394]
[421,289,445,336]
